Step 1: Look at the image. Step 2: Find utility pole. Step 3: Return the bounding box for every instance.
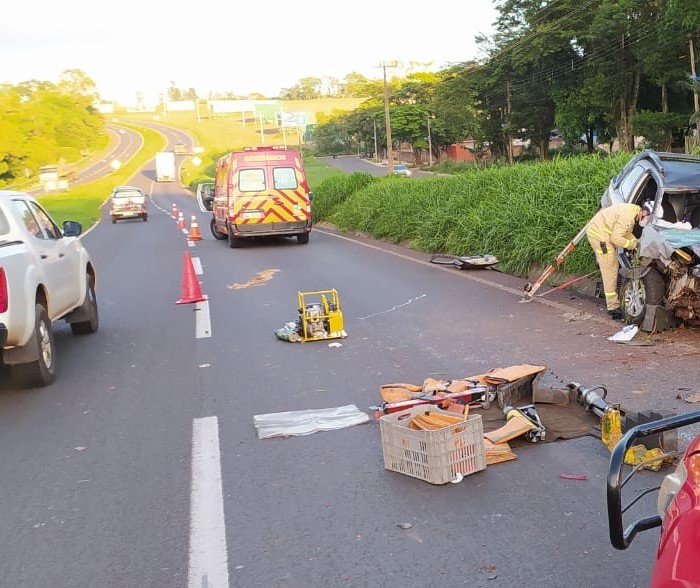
[379,61,400,175]
[373,117,378,162]
[427,114,433,167]
[690,39,699,136]
[506,79,513,165]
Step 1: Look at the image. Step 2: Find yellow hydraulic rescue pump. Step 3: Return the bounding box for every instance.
[295,289,346,342]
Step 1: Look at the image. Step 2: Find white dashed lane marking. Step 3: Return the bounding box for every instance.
[188,416,229,588]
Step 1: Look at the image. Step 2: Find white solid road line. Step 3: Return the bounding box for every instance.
[195,300,212,339]
[192,257,203,275]
[188,417,229,588]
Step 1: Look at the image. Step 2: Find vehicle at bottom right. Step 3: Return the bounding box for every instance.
[607,409,700,587]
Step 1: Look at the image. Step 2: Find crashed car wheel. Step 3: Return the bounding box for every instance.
[621,268,666,325]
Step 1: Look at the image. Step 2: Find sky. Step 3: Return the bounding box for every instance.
[1,0,498,105]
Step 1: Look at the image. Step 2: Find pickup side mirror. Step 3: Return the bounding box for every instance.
[63,220,82,237]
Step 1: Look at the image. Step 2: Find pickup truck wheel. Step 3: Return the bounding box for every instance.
[11,304,56,387]
[210,217,227,240]
[70,274,99,335]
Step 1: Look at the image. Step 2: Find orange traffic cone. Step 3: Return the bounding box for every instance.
[171,203,178,219]
[176,251,207,304]
[188,215,202,241]
[178,211,186,230]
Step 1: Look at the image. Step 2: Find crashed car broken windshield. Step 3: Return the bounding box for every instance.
[601,150,700,326]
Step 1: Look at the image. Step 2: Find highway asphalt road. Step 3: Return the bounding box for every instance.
[323,155,432,178]
[2,151,699,587]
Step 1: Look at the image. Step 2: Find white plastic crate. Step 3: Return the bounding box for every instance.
[379,406,486,484]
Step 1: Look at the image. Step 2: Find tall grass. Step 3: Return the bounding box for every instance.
[314,152,631,276]
[311,173,377,222]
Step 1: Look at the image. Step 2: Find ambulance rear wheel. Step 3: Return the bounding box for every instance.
[210,218,227,240]
[228,224,242,248]
[297,233,309,245]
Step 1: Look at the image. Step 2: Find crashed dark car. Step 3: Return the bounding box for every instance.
[600,150,700,326]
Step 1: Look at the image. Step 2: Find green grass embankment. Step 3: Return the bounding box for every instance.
[312,153,631,278]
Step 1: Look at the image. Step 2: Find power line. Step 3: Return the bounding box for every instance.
[478,19,660,104]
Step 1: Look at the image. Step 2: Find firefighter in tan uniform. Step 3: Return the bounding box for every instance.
[586,202,652,320]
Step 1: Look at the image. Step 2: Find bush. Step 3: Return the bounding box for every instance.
[312,172,377,222]
[320,152,632,276]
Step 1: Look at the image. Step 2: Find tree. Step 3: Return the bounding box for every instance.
[280,77,322,100]
[168,82,182,101]
[0,81,105,186]
[58,69,99,102]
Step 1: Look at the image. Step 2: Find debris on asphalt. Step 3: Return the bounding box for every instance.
[429,253,499,269]
[608,324,639,342]
[227,269,280,290]
[559,474,587,481]
[677,390,700,403]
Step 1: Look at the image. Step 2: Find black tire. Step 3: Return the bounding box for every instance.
[228,232,242,248]
[11,304,56,387]
[143,214,148,222]
[297,233,310,245]
[70,274,99,335]
[227,223,242,248]
[210,217,227,240]
[621,267,667,325]
[111,218,117,224]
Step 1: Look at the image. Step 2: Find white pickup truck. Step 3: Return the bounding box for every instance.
[0,190,98,387]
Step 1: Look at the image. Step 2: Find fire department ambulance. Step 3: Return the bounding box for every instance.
[200,146,312,248]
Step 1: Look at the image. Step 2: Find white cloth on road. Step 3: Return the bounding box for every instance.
[254,404,370,439]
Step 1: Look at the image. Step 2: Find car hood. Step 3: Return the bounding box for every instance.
[639,226,700,266]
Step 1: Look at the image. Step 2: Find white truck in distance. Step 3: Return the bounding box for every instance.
[0,190,98,387]
[155,151,176,182]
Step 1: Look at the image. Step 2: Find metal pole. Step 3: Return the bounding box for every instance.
[427,115,433,167]
[506,79,513,165]
[383,63,394,175]
[298,125,303,161]
[373,118,378,161]
[690,39,700,134]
